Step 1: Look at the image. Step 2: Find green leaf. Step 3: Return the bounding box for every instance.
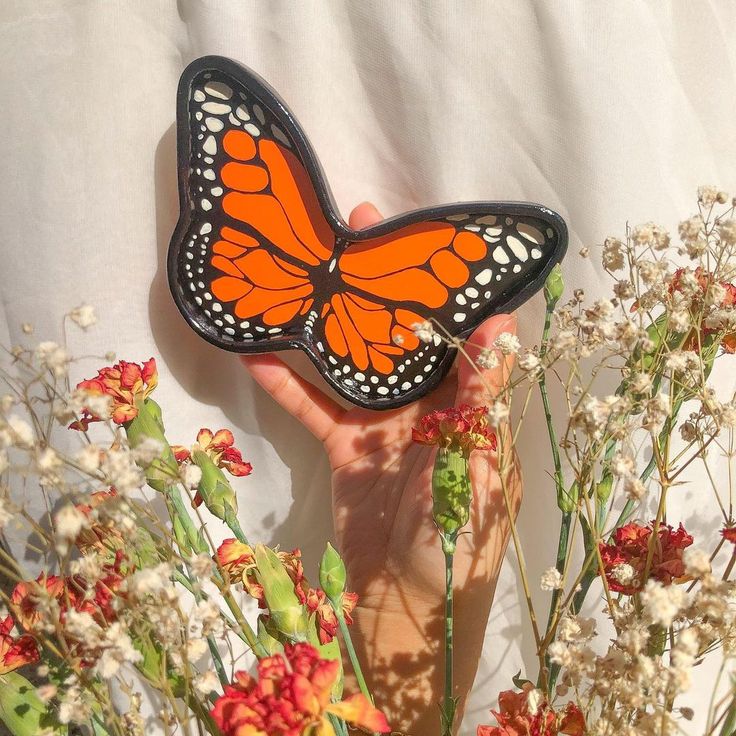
[0,672,66,735]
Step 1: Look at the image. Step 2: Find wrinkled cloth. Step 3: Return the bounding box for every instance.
[1,2,735,733]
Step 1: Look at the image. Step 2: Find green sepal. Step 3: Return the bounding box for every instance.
[254,545,308,642]
[126,398,179,492]
[544,263,564,308]
[557,480,578,514]
[0,672,67,736]
[319,543,347,603]
[191,449,238,521]
[135,637,186,698]
[432,449,471,551]
[256,617,284,656]
[595,472,613,504]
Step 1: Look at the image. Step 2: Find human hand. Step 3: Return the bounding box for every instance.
[242,202,521,735]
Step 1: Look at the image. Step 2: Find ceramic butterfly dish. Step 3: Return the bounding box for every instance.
[168,56,568,410]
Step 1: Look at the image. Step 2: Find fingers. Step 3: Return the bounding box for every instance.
[240,354,346,442]
[348,201,383,229]
[454,313,517,405]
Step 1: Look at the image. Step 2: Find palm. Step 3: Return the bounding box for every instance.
[242,201,519,613]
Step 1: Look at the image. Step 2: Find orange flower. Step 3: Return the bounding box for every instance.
[173,428,253,477]
[412,405,497,453]
[599,521,693,595]
[0,615,39,675]
[478,687,585,736]
[212,643,390,736]
[723,526,736,544]
[70,358,158,429]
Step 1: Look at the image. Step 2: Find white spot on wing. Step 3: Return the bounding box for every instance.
[506,236,529,262]
[202,101,231,114]
[204,81,232,99]
[492,246,510,264]
[476,268,493,285]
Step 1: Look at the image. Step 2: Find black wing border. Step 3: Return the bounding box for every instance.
[168,55,568,410]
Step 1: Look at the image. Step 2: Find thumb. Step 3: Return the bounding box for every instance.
[454,313,517,405]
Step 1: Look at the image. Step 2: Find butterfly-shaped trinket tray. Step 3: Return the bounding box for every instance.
[168,56,567,410]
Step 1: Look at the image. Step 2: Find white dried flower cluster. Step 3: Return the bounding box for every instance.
[35,341,71,377]
[493,331,521,356]
[54,504,90,555]
[68,303,97,329]
[101,448,145,496]
[540,567,563,591]
[476,348,499,370]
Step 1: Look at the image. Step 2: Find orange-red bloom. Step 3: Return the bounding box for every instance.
[173,428,253,477]
[0,615,39,675]
[212,642,390,736]
[599,521,693,595]
[722,526,736,545]
[70,358,158,430]
[478,687,584,736]
[12,552,127,633]
[412,404,497,453]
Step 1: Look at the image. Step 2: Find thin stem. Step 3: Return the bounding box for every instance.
[442,546,455,736]
[336,608,372,703]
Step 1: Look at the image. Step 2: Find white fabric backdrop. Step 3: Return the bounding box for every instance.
[2,1,735,733]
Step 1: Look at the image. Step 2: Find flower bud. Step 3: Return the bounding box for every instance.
[319,543,347,603]
[544,264,565,308]
[191,449,238,521]
[125,398,179,492]
[557,480,578,514]
[432,448,471,554]
[254,545,308,642]
[595,472,613,504]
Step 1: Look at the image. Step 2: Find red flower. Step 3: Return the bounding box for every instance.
[0,615,39,675]
[721,526,736,545]
[478,687,585,736]
[212,643,390,736]
[70,358,158,430]
[599,521,693,595]
[412,404,497,453]
[173,428,253,478]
